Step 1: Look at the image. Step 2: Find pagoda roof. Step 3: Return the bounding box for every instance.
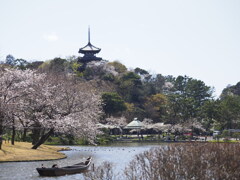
[79,42,101,54]
[79,27,101,54]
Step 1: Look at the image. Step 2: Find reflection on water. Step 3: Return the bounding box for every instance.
[0,142,165,180]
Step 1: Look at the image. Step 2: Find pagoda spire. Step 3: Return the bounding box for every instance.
[78,27,102,63]
[88,26,90,43]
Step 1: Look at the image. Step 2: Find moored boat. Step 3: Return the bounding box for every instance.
[36,157,92,176]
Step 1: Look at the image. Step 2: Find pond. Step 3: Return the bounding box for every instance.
[0,142,165,180]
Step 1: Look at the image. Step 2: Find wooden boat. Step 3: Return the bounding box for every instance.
[36,157,92,176]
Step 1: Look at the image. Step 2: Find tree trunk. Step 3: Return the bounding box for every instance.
[22,128,27,142]
[11,125,15,145]
[32,125,41,145]
[0,119,3,150]
[32,128,54,149]
[0,134,2,150]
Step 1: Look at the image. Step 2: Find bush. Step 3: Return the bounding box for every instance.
[83,161,117,180]
[83,143,240,180]
[96,129,115,145]
[124,143,240,180]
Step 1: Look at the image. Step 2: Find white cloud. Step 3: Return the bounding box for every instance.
[43,32,59,42]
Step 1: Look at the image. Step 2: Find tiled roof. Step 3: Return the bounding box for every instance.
[79,42,101,53]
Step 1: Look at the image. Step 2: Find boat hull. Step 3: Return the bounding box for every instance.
[36,157,92,176]
[37,166,88,176]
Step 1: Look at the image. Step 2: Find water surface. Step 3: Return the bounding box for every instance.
[0,142,165,180]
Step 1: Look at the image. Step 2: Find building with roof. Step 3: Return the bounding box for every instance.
[78,27,102,63]
[124,118,143,130]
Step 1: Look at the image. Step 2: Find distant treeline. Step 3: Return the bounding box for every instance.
[2,54,240,132]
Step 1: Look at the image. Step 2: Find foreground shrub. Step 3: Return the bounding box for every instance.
[124,143,240,180]
[83,143,240,180]
[84,161,118,180]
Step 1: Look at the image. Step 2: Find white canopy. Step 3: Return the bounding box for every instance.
[124,118,143,129]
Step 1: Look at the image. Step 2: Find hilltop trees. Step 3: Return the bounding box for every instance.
[167,76,213,122]
[4,55,29,69]
[198,82,240,131]
[5,55,15,66]
[216,82,240,129]
[217,95,240,129]
[144,94,168,122]
[1,53,239,140]
[39,57,70,73]
[108,61,127,74]
[221,82,240,97]
[118,72,143,103]
[102,92,127,117]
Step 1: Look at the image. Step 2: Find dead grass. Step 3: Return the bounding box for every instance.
[124,142,240,180]
[0,141,67,162]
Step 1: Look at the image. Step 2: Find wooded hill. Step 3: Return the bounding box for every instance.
[1,55,240,148]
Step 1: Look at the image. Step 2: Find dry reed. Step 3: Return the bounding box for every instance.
[124,143,240,180]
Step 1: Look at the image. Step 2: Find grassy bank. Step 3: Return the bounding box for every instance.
[0,142,68,162]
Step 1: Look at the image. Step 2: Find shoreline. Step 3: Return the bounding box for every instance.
[0,142,70,163]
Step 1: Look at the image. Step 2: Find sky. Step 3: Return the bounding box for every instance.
[0,0,240,97]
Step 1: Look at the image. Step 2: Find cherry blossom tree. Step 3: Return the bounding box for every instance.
[0,68,103,150]
[105,116,127,127]
[25,74,103,149]
[103,116,127,136]
[0,68,45,148]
